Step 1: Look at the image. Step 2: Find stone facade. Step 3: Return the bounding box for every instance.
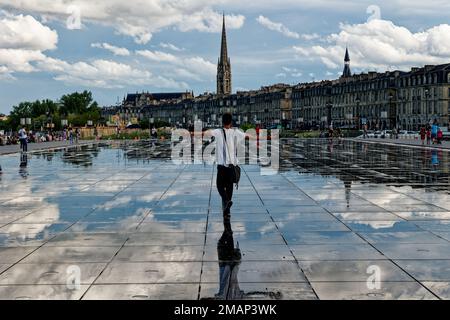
[292,64,450,130]
[102,41,450,131]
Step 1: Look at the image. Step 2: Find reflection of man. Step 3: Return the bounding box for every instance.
[212,113,245,217]
[19,153,28,178]
[216,230,243,300]
[204,229,281,300]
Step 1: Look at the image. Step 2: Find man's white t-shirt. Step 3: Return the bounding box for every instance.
[19,129,27,139]
[212,128,245,166]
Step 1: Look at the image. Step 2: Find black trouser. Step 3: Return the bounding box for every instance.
[20,138,27,152]
[217,165,234,212]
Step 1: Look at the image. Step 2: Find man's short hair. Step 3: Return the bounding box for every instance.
[222,113,232,126]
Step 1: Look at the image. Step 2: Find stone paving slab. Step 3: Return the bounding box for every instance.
[352,137,450,150]
[0,140,450,300]
[0,140,99,155]
[82,284,199,300]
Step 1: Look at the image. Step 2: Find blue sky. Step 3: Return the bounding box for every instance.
[1,0,450,114]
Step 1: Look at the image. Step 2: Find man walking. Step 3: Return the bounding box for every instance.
[212,113,245,220]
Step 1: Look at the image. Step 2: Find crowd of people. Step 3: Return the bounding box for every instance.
[0,126,81,175]
[420,120,444,145]
[0,127,81,148]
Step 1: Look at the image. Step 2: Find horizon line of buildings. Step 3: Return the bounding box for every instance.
[101,16,450,131]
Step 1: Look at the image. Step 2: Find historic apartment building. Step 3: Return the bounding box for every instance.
[102,16,450,131]
[292,50,450,130]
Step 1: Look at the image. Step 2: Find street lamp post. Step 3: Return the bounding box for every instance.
[203,105,206,127]
[388,93,393,130]
[326,102,332,129]
[424,89,428,126]
[356,97,361,130]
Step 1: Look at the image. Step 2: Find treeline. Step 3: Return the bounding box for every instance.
[0,91,104,131]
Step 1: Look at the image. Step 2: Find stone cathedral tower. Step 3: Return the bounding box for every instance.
[217,14,232,96]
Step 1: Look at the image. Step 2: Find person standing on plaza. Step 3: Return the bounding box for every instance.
[420,126,426,145]
[212,113,245,219]
[431,120,439,145]
[18,126,28,152]
[392,127,398,139]
[426,125,431,145]
[363,123,368,139]
[328,124,334,142]
[437,128,443,145]
[75,128,80,144]
[68,127,74,144]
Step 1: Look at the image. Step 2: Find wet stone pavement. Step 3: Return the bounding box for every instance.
[0,139,450,300]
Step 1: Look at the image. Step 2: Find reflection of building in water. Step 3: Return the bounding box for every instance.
[283,139,449,192]
[123,141,172,162]
[32,144,102,167]
[61,145,100,167]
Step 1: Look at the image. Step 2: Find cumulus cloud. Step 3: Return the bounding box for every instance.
[137,49,216,81]
[0,64,14,80]
[136,50,178,63]
[282,66,302,77]
[177,8,245,33]
[0,12,58,77]
[294,19,450,72]
[0,12,58,50]
[0,11,192,90]
[91,42,130,56]
[160,42,185,52]
[36,57,189,89]
[0,49,45,73]
[185,56,216,76]
[256,15,299,39]
[301,33,320,41]
[0,1,245,44]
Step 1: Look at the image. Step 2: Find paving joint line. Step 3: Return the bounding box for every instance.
[244,167,320,300]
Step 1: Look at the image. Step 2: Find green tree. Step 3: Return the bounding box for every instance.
[6,91,103,130]
[28,99,57,118]
[9,102,33,129]
[0,119,7,131]
[59,91,97,115]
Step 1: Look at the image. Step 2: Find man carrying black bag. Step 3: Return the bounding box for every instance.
[212,113,245,220]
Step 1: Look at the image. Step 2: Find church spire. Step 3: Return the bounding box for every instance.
[342,47,351,78]
[217,13,232,95]
[220,13,228,64]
